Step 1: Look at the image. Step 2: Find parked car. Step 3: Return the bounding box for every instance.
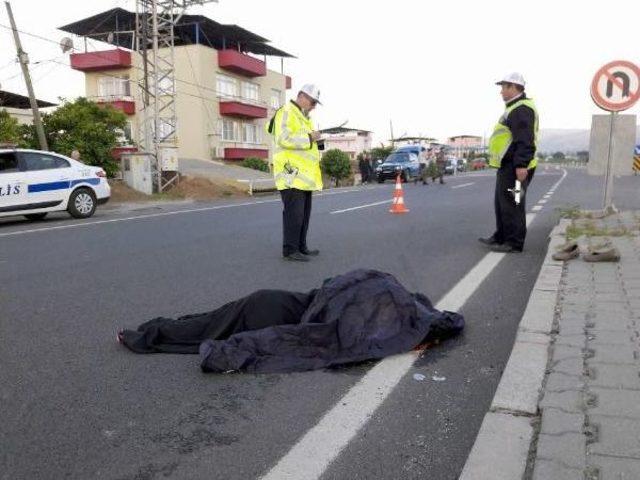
[471,158,488,170]
[0,148,110,221]
[375,151,421,183]
[444,160,456,175]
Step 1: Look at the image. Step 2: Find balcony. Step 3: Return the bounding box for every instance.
[218,49,266,77]
[219,100,267,119]
[96,98,135,115]
[70,49,132,72]
[224,147,268,160]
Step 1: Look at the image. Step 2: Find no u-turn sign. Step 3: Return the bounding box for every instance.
[591,60,640,111]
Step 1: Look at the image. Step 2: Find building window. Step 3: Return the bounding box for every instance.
[243,123,260,144]
[222,119,238,141]
[270,89,282,109]
[241,81,259,102]
[97,75,130,98]
[217,74,238,98]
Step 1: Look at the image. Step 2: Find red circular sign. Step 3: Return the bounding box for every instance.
[591,60,640,112]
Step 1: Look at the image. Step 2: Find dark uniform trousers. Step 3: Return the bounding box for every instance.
[280,188,312,256]
[493,167,535,251]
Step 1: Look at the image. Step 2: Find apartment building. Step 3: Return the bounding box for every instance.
[447,135,485,158]
[318,127,373,160]
[60,8,293,162]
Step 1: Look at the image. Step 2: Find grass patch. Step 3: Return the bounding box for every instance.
[556,204,583,219]
[566,221,631,240]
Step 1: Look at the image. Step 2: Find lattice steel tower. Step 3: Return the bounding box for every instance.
[135,0,216,191]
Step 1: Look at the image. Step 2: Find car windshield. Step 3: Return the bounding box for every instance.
[384,153,412,163]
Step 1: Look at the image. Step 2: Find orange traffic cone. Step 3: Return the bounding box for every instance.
[389,173,409,214]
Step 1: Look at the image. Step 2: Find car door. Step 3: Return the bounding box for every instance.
[0,151,28,213]
[19,152,72,207]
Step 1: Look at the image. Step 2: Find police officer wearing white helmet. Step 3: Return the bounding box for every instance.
[267,84,324,262]
[479,72,539,253]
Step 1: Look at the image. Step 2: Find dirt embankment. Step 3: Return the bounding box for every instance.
[109,176,247,203]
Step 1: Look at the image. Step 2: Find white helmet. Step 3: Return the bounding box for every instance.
[299,84,322,105]
[495,72,526,87]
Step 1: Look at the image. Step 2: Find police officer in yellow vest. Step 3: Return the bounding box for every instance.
[268,84,324,262]
[479,72,538,253]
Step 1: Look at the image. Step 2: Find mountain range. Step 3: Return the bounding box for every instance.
[539,126,640,153]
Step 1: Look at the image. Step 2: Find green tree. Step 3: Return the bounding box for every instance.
[35,97,127,176]
[0,109,23,145]
[552,151,565,161]
[321,148,351,186]
[370,145,393,162]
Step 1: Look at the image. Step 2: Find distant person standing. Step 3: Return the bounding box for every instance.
[358,154,370,184]
[70,149,83,163]
[267,84,323,262]
[433,148,446,185]
[479,72,538,253]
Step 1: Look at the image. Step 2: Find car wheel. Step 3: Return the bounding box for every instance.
[67,188,97,219]
[401,171,408,183]
[377,176,384,183]
[24,212,48,221]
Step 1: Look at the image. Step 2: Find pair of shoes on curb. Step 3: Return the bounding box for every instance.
[552,240,620,262]
[584,245,620,262]
[552,240,579,261]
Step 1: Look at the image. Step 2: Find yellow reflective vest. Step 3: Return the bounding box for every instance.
[488,98,539,170]
[267,101,323,191]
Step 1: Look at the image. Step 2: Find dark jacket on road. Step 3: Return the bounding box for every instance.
[199,269,464,373]
[119,270,464,373]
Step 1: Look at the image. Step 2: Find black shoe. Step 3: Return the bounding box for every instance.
[300,248,319,256]
[284,251,310,262]
[478,236,499,246]
[489,243,522,253]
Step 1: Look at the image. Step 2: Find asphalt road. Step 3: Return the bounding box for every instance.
[1,167,637,480]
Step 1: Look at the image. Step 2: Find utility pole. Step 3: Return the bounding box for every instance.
[5,1,48,150]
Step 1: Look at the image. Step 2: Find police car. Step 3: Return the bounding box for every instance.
[0,148,110,221]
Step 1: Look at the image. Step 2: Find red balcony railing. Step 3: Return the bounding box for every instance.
[285,75,292,89]
[218,49,266,77]
[97,99,135,115]
[219,100,267,119]
[70,49,132,72]
[224,147,268,160]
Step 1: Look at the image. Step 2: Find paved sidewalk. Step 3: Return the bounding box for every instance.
[531,211,640,480]
[460,211,640,480]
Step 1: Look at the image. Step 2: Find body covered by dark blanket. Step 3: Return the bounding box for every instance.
[199,269,463,373]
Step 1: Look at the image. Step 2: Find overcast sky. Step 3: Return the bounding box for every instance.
[1,0,639,145]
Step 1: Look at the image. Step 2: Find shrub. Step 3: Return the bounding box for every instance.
[242,157,269,172]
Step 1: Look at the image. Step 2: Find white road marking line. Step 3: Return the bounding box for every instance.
[261,215,546,480]
[330,200,392,214]
[538,199,547,204]
[0,199,282,238]
[451,182,475,189]
[543,194,551,199]
[532,205,543,212]
[0,187,387,238]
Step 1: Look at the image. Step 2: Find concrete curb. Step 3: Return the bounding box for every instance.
[459,219,572,480]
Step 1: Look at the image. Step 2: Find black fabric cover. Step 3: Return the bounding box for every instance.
[120,289,313,354]
[199,269,464,373]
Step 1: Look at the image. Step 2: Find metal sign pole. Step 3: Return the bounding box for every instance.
[602,111,617,211]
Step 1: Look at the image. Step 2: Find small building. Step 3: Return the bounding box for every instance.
[447,135,485,159]
[59,8,294,163]
[0,89,56,124]
[318,126,372,160]
[391,136,437,148]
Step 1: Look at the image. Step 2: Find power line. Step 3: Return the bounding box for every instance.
[0,22,271,105]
